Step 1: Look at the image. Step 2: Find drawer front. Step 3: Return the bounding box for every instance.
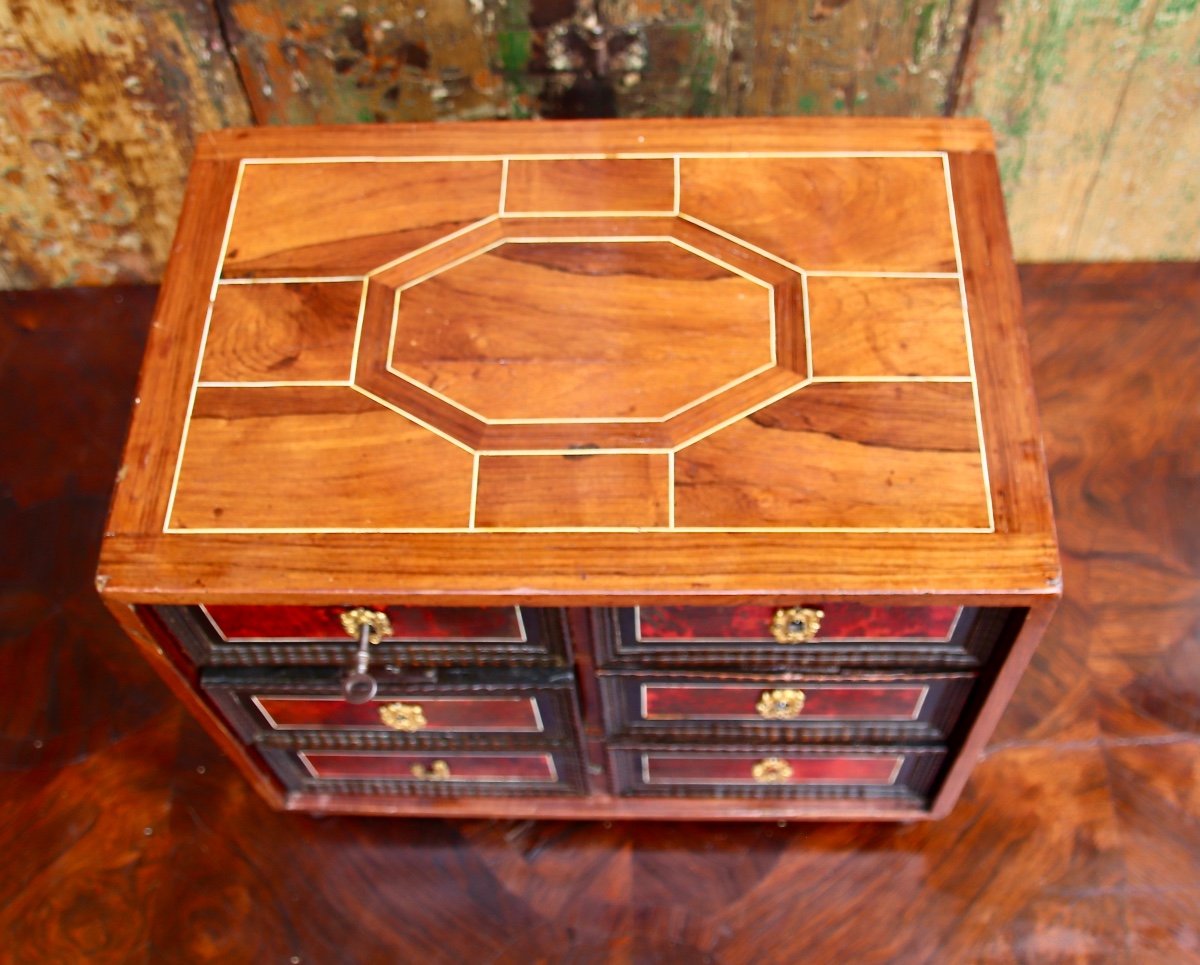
[601,673,974,742]
[610,746,945,802]
[256,696,544,733]
[204,671,576,747]
[155,604,566,668]
[600,606,1005,669]
[637,604,962,643]
[261,746,586,797]
[204,604,526,642]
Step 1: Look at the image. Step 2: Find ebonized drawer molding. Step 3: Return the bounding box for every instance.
[156,604,569,668]
[595,607,1010,671]
[599,672,975,744]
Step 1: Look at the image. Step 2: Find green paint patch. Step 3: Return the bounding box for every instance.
[912,3,936,63]
[796,92,818,114]
[683,1,717,116]
[498,30,531,78]
[1163,0,1198,15]
[498,0,530,31]
[689,38,718,116]
[1006,107,1032,140]
[976,0,1081,191]
[997,153,1022,193]
[875,69,899,92]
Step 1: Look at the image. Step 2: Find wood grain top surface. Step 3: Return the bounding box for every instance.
[99,119,1059,602]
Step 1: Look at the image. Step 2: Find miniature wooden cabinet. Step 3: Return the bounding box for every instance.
[98,119,1060,820]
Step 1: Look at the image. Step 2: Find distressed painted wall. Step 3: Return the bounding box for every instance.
[962,0,1200,261]
[0,0,1196,288]
[215,0,974,120]
[0,0,250,288]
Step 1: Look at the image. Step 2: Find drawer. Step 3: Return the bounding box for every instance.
[153,604,567,668]
[598,605,1007,670]
[203,669,577,747]
[610,746,945,803]
[260,746,586,797]
[600,672,974,743]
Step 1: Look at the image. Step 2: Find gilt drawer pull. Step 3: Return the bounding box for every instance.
[410,760,451,780]
[751,758,794,783]
[379,702,427,732]
[756,688,807,720]
[339,608,393,644]
[770,607,824,644]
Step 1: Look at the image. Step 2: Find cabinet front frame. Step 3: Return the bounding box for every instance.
[100,596,1054,820]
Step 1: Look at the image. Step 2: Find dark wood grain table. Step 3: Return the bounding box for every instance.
[2,264,1197,961]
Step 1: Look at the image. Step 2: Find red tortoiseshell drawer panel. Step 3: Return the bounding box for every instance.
[646,753,900,785]
[301,750,558,782]
[645,683,927,718]
[610,746,945,802]
[600,673,973,742]
[258,746,586,797]
[255,695,543,732]
[202,671,577,745]
[153,605,567,668]
[637,604,961,641]
[599,606,1006,670]
[204,605,524,641]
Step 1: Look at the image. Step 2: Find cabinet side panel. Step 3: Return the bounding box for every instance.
[102,599,287,809]
[928,600,1058,816]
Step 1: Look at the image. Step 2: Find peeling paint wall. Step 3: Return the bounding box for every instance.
[216,0,523,123]
[0,0,250,288]
[963,0,1200,261]
[0,0,1196,288]
[215,1,976,122]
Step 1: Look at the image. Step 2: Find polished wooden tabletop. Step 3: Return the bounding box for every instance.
[98,119,1057,603]
[3,263,1196,961]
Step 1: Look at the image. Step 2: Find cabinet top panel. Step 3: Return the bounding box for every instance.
[99,119,1058,603]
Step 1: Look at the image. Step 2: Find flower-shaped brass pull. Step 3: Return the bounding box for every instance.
[410,760,451,780]
[751,758,794,783]
[770,607,824,644]
[379,702,427,732]
[756,688,807,720]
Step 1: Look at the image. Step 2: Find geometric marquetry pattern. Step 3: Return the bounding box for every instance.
[166,152,993,535]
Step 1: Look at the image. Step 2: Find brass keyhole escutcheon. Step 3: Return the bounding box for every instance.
[339,607,393,644]
[411,760,451,780]
[756,688,807,720]
[379,702,427,732]
[770,607,824,644]
[751,758,794,783]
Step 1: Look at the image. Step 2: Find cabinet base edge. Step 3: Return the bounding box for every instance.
[285,791,935,821]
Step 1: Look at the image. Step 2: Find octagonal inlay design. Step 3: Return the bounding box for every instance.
[354,215,807,451]
[390,239,770,421]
